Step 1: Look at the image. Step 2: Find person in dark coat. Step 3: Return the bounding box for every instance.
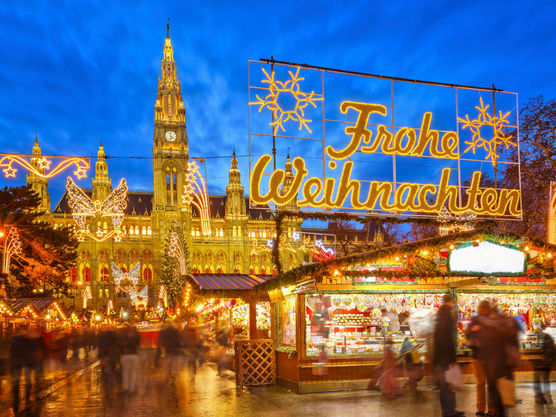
[534,327,556,404]
[182,325,198,380]
[118,324,141,394]
[160,323,183,377]
[10,328,46,412]
[433,293,464,417]
[466,300,495,416]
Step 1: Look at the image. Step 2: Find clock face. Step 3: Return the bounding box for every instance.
[165,131,176,142]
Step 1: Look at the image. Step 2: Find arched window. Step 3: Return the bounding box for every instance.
[217,268,222,273]
[250,254,258,263]
[80,249,90,261]
[233,226,237,237]
[235,252,242,263]
[147,226,152,235]
[142,250,153,262]
[103,221,108,232]
[116,249,127,262]
[261,254,268,263]
[98,250,109,262]
[70,267,78,282]
[142,226,146,235]
[217,252,226,262]
[219,229,223,237]
[122,226,127,234]
[193,251,202,262]
[196,228,200,237]
[206,252,214,263]
[83,267,91,282]
[135,226,139,235]
[238,227,242,237]
[100,266,109,282]
[129,225,134,235]
[143,267,152,281]
[129,250,140,263]
[166,166,179,205]
[262,230,266,238]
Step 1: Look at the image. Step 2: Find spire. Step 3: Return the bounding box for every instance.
[229,151,240,183]
[32,132,41,156]
[92,142,111,201]
[155,23,184,123]
[285,150,292,174]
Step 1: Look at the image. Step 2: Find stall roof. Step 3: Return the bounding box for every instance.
[190,274,275,290]
[253,227,556,293]
[20,298,67,321]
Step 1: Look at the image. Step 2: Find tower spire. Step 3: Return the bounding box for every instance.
[166,18,170,38]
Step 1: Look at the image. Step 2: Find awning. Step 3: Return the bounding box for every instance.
[190,274,275,290]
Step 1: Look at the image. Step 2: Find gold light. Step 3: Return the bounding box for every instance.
[0,154,89,179]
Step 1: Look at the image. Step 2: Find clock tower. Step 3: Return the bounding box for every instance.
[152,23,188,214]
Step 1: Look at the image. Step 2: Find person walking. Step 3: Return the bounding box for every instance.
[118,324,141,394]
[466,300,496,416]
[433,294,465,417]
[182,325,198,382]
[534,327,556,404]
[160,323,183,377]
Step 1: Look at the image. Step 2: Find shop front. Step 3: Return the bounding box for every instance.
[256,228,556,393]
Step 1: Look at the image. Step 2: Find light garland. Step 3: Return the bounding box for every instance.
[438,206,476,236]
[2,227,22,274]
[168,220,187,274]
[159,286,168,308]
[107,300,113,315]
[112,262,140,293]
[130,285,148,309]
[83,285,92,309]
[251,237,272,256]
[0,154,89,179]
[66,177,127,242]
[182,160,212,236]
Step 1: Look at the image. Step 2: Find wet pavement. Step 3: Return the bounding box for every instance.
[7,350,556,417]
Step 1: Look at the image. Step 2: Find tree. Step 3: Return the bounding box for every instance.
[160,220,190,306]
[0,186,78,296]
[500,95,556,238]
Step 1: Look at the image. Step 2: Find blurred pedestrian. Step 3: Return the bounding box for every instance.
[433,294,465,417]
[534,326,556,404]
[50,328,69,365]
[160,323,183,377]
[215,320,231,377]
[83,328,96,359]
[69,328,83,360]
[118,324,141,394]
[10,328,46,412]
[466,300,495,416]
[182,325,198,381]
[382,338,401,397]
[98,326,121,397]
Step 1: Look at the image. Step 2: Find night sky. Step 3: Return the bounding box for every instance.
[0,1,555,213]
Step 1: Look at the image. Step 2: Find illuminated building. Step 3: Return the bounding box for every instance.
[26,25,382,312]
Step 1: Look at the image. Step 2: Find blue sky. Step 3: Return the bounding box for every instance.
[0,0,555,210]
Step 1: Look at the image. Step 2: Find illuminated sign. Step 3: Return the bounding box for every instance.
[449,241,525,274]
[248,61,521,220]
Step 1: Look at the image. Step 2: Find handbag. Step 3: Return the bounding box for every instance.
[497,377,516,407]
[445,364,463,391]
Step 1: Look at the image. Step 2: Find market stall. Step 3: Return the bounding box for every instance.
[255,227,556,393]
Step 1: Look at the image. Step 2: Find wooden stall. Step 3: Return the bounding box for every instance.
[254,227,556,394]
[189,274,276,386]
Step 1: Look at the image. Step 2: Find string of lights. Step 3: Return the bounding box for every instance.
[2,227,22,274]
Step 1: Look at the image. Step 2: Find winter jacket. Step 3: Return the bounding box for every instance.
[432,304,456,367]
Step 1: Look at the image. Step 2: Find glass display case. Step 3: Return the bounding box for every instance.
[232,304,249,340]
[280,296,296,346]
[305,293,441,357]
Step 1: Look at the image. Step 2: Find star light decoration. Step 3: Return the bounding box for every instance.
[130,285,148,309]
[112,262,140,293]
[66,177,128,242]
[437,206,477,236]
[0,154,89,179]
[250,66,323,134]
[2,227,22,274]
[458,97,516,166]
[168,219,187,275]
[182,160,212,236]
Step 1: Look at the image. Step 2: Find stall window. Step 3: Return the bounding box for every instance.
[280,297,296,346]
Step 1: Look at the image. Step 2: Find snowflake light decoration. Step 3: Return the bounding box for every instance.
[458,97,516,166]
[250,67,322,134]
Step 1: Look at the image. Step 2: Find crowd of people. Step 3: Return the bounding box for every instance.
[434,294,556,417]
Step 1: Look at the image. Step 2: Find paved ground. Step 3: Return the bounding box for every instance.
[5,350,556,417]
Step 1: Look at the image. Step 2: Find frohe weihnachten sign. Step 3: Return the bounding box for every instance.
[248,60,521,220]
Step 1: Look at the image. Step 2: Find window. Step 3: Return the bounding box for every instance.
[116,250,127,262]
[217,252,226,262]
[193,251,202,262]
[144,267,152,281]
[219,229,223,237]
[280,297,296,347]
[166,166,178,205]
[70,267,78,282]
[142,250,153,262]
[233,226,237,237]
[98,250,109,261]
[99,288,103,298]
[80,250,90,261]
[206,252,214,263]
[142,226,146,235]
[129,226,134,235]
[135,226,139,235]
[103,221,108,232]
[147,226,152,236]
[238,227,242,237]
[105,289,109,297]
[129,250,140,263]
[100,267,109,282]
[235,252,242,263]
[83,267,91,282]
[122,226,127,234]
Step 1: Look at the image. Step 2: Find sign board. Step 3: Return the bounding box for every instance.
[248,60,521,220]
[449,241,525,274]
